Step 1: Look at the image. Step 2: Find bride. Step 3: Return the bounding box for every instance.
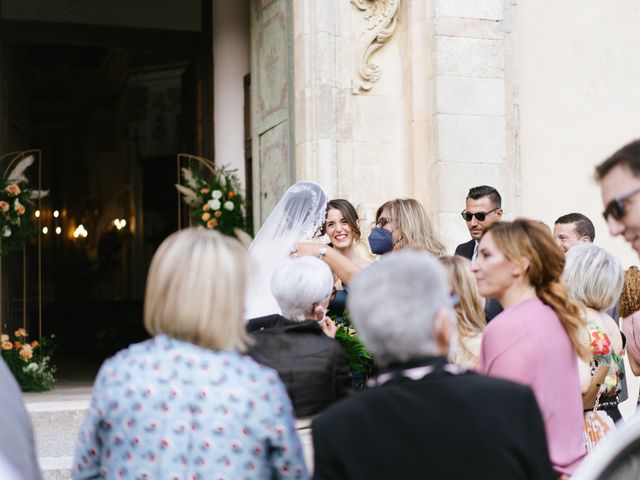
[244,181,328,320]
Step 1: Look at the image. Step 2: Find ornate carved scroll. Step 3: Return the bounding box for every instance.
[351,0,401,94]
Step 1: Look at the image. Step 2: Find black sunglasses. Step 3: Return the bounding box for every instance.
[461,208,498,222]
[602,186,640,221]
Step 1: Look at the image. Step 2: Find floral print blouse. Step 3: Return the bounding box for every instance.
[588,322,624,398]
[73,335,308,479]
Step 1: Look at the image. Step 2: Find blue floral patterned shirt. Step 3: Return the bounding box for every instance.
[73,335,308,479]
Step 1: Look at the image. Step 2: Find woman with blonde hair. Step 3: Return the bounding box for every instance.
[473,218,588,477]
[371,198,446,256]
[439,256,486,369]
[73,229,307,479]
[562,243,624,449]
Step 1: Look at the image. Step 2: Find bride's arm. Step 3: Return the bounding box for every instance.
[293,242,363,284]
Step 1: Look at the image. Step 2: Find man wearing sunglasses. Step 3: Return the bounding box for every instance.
[596,139,640,256]
[455,185,504,261]
[455,185,504,322]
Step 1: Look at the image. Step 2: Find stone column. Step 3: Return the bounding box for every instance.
[430,0,507,251]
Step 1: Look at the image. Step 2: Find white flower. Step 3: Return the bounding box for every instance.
[2,226,11,237]
[208,199,221,210]
[23,363,39,373]
[211,190,223,200]
[223,201,235,211]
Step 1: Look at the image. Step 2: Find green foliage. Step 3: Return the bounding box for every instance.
[1,329,56,392]
[332,311,374,374]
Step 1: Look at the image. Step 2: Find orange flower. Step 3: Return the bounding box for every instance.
[5,184,20,196]
[14,328,27,338]
[31,341,39,348]
[200,188,210,195]
[1,341,12,350]
[14,341,22,349]
[14,202,25,215]
[19,345,33,361]
[215,210,222,218]
[202,203,211,211]
[0,201,8,213]
[202,212,211,222]
[206,219,218,229]
[228,191,235,199]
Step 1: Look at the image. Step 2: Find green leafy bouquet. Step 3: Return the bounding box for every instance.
[176,165,247,237]
[1,328,56,392]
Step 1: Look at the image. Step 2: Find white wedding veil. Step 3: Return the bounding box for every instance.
[244,181,328,320]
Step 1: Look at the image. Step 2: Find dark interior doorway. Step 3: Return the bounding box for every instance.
[0,2,213,378]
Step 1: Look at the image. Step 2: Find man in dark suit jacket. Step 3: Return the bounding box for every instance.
[312,251,554,480]
[455,185,504,321]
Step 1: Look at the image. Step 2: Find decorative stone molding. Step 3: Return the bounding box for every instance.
[351,0,401,94]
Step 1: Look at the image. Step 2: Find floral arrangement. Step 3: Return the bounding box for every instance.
[176,165,247,237]
[1,328,56,392]
[0,155,48,256]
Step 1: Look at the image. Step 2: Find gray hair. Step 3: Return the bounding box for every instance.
[347,250,453,366]
[562,243,624,311]
[271,256,334,321]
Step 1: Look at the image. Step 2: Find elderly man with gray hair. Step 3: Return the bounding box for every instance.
[311,251,555,480]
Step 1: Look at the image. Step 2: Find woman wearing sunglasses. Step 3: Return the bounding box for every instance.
[473,218,588,478]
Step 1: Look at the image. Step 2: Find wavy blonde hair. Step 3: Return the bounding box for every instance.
[376,198,446,256]
[620,266,640,318]
[144,228,251,352]
[488,219,589,360]
[439,256,485,362]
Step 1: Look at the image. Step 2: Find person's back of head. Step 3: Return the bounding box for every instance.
[144,228,251,352]
[271,256,334,321]
[347,250,453,366]
[620,266,640,318]
[562,243,623,312]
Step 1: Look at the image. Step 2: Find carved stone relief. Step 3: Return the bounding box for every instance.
[351,0,402,94]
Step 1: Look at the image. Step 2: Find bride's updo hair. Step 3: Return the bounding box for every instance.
[271,257,334,321]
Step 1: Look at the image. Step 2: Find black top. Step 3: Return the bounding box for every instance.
[246,314,351,418]
[312,356,554,480]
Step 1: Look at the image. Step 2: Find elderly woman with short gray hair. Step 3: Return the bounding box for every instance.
[247,256,351,418]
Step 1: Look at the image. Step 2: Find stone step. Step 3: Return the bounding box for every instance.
[39,457,73,480]
[24,386,92,480]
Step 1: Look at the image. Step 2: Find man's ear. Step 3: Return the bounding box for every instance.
[496,208,504,220]
[579,236,592,243]
[434,307,453,355]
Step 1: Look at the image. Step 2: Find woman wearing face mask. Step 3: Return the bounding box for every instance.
[293,198,445,283]
[246,256,351,418]
[473,218,588,478]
